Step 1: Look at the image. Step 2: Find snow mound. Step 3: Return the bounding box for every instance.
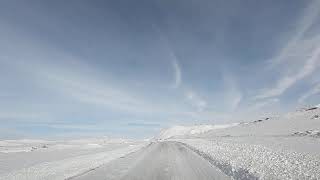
[157,124,238,140]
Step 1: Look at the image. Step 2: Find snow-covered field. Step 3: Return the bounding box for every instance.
[0,138,146,180]
[165,106,320,179]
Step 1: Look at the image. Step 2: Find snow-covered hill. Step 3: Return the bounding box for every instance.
[156,124,238,140]
[197,105,320,138]
[157,105,320,141]
[157,105,320,140]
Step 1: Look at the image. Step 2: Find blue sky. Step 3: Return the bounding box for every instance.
[1,0,320,139]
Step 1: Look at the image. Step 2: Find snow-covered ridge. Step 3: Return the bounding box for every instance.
[156,123,239,140]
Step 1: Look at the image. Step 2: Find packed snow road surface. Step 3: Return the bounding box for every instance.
[73,141,230,180]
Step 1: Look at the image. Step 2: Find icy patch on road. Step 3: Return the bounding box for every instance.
[0,144,145,180]
[178,139,320,180]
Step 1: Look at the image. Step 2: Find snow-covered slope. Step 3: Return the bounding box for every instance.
[158,105,320,141]
[156,124,238,140]
[197,106,320,138]
[169,106,320,179]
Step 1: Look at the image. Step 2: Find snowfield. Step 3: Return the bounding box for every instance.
[0,138,146,180]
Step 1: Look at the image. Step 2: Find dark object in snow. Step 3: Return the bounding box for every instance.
[305,107,318,111]
[253,117,270,123]
[311,115,319,119]
[253,119,263,123]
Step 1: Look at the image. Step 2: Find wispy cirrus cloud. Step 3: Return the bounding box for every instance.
[249,98,279,112]
[256,46,320,99]
[269,0,320,66]
[222,72,242,111]
[185,90,207,112]
[151,23,182,89]
[298,83,320,103]
[256,0,320,99]
[16,58,169,115]
[2,0,320,139]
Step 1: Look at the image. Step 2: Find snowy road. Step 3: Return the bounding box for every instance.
[73,141,230,180]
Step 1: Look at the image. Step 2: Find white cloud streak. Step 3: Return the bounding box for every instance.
[151,23,182,88]
[172,59,182,88]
